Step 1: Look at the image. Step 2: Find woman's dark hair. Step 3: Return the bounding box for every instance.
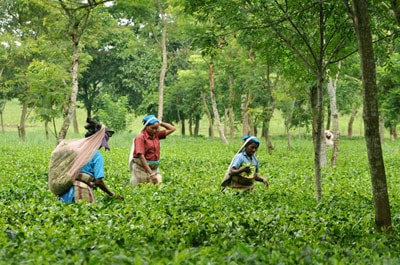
[84,118,102,138]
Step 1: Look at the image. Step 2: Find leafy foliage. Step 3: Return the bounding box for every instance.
[94,93,128,132]
[1,133,400,264]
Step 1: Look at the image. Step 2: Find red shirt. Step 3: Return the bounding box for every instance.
[133,129,167,161]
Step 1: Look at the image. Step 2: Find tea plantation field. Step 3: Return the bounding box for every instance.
[1,132,400,264]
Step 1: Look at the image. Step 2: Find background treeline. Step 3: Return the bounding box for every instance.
[0,0,398,142]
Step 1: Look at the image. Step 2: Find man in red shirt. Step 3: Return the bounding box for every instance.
[129,114,175,186]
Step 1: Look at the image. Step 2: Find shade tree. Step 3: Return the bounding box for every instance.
[0,0,69,140]
[345,0,392,232]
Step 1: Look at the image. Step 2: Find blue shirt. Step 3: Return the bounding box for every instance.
[231,151,259,173]
[59,151,105,203]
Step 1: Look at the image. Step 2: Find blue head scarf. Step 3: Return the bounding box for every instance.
[242,135,260,146]
[142,114,159,126]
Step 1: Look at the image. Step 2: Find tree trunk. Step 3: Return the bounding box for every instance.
[56,3,92,143]
[223,108,228,137]
[201,92,214,138]
[73,107,79,134]
[194,115,200,136]
[286,126,292,151]
[19,103,28,141]
[189,114,193,136]
[327,71,340,167]
[86,107,91,118]
[263,122,274,155]
[0,69,4,133]
[228,107,234,142]
[262,64,277,155]
[249,115,255,136]
[262,107,275,155]
[0,100,6,133]
[285,98,296,151]
[351,0,392,232]
[310,81,324,201]
[326,105,331,130]
[320,128,327,167]
[181,118,185,136]
[390,124,397,140]
[45,118,50,140]
[58,39,79,142]
[227,75,235,142]
[348,108,358,138]
[157,5,168,121]
[208,62,227,144]
[379,115,385,143]
[241,94,250,136]
[52,117,58,138]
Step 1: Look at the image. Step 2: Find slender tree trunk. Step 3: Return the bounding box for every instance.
[181,118,185,136]
[223,108,228,137]
[248,115,255,136]
[73,107,79,134]
[263,108,275,155]
[0,69,4,134]
[263,64,277,155]
[189,114,193,136]
[58,39,79,142]
[263,122,274,155]
[286,126,292,151]
[328,70,340,167]
[0,100,5,133]
[45,119,50,140]
[157,7,168,121]
[320,128,327,167]
[201,92,214,138]
[285,98,296,151]
[390,124,397,140]
[348,108,358,138]
[227,75,235,142]
[351,0,392,232]
[56,2,92,143]
[241,94,250,136]
[86,108,91,118]
[19,103,28,141]
[52,117,58,138]
[194,116,200,136]
[310,79,324,201]
[208,62,227,144]
[326,105,331,130]
[379,115,385,143]
[228,107,234,142]
[0,111,3,134]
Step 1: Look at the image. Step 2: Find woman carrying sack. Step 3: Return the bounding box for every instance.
[55,118,124,203]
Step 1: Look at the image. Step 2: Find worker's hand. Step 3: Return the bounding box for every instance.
[241,166,251,174]
[263,178,270,189]
[149,172,159,184]
[113,194,124,201]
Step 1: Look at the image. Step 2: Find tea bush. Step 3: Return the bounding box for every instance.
[1,132,400,264]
